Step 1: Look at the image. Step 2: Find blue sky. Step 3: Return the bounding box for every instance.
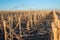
[0,0,60,10]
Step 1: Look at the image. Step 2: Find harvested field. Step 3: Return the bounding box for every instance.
[0,10,60,40]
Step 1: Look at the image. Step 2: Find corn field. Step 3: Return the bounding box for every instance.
[0,10,60,40]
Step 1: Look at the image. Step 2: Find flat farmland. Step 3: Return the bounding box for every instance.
[0,10,60,40]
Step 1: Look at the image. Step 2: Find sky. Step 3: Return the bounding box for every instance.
[0,0,60,10]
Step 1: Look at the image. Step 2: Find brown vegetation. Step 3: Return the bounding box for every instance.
[0,10,60,40]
